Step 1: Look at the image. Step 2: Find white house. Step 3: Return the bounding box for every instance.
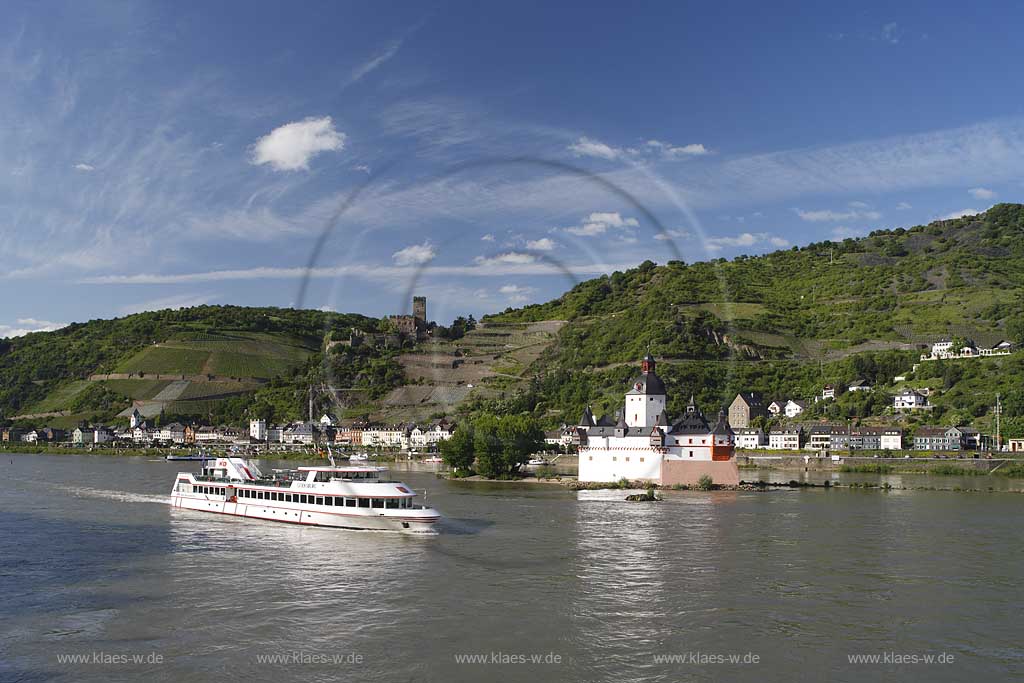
[319,414,336,427]
[847,379,871,392]
[733,428,766,449]
[578,354,736,485]
[767,400,787,417]
[769,429,802,450]
[159,423,187,444]
[73,427,94,445]
[249,419,267,442]
[129,408,144,428]
[880,429,903,450]
[894,389,928,410]
[821,385,841,400]
[784,400,806,419]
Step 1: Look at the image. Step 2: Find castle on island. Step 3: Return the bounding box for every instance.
[577,353,740,486]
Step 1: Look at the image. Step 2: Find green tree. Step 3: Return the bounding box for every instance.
[440,423,475,474]
[472,414,504,478]
[497,413,546,475]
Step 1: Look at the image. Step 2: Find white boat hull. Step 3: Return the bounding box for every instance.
[170,493,439,532]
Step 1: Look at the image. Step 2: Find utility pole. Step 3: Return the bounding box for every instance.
[995,393,1002,452]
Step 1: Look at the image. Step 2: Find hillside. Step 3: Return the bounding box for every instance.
[481,204,1024,436]
[4,206,1024,438]
[0,306,383,429]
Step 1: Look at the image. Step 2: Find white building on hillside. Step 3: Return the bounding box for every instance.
[784,400,806,418]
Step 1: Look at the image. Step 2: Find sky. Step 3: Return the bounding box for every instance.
[2,0,1024,335]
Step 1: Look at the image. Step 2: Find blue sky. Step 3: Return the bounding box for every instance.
[2,1,1023,335]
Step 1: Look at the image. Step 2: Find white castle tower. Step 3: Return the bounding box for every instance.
[624,352,667,428]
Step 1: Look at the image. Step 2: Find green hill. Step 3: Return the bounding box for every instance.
[0,306,386,428]
[481,204,1024,437]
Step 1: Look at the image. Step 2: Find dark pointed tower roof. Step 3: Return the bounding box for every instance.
[712,407,733,436]
[579,405,596,427]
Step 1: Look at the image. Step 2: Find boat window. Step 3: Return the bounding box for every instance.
[372,499,384,509]
[346,498,356,507]
[316,496,324,506]
[301,495,308,504]
[386,499,399,509]
[324,497,332,506]
[358,498,370,508]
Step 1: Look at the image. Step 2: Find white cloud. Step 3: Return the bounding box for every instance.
[847,200,870,209]
[73,162,95,172]
[654,229,689,241]
[353,164,371,174]
[645,139,708,158]
[569,136,709,162]
[795,208,882,222]
[251,116,346,171]
[830,226,864,240]
[474,251,537,266]
[879,22,902,45]
[940,208,982,220]
[499,284,534,303]
[567,136,619,160]
[564,211,639,236]
[896,201,912,210]
[480,233,495,242]
[118,293,215,315]
[80,258,646,285]
[525,237,555,251]
[0,318,67,338]
[968,187,995,199]
[705,232,789,252]
[392,241,436,265]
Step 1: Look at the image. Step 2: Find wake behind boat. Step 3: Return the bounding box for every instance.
[169,457,441,532]
[165,453,213,461]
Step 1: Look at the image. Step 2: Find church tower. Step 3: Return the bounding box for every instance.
[624,353,667,429]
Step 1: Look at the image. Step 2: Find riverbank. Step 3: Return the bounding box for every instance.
[0,443,411,462]
[737,451,1024,475]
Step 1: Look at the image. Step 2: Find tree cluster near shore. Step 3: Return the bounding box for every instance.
[440,413,545,478]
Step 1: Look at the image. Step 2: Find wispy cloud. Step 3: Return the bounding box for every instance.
[0,318,67,338]
[525,237,555,251]
[73,162,95,172]
[118,293,215,315]
[567,136,709,161]
[794,207,882,222]
[705,232,789,252]
[350,39,404,84]
[563,211,639,236]
[473,251,537,266]
[968,187,996,200]
[896,201,912,210]
[80,259,643,284]
[250,116,346,171]
[939,208,982,220]
[654,229,690,241]
[499,283,535,303]
[643,139,708,158]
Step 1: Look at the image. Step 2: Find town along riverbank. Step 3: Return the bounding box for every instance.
[737,451,1023,476]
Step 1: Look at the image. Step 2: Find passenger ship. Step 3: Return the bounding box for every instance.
[169,457,441,532]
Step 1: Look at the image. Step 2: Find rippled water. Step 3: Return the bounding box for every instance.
[1,454,1022,682]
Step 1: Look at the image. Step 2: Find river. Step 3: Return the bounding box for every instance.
[1,454,1021,681]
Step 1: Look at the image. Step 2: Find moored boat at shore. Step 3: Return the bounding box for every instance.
[169,457,440,532]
